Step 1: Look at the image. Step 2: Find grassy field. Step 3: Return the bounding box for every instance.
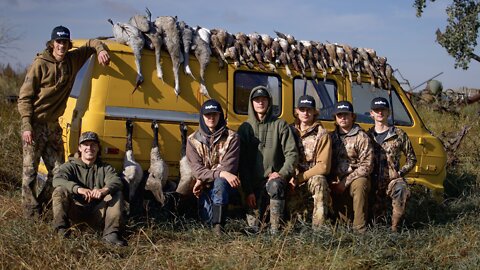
[1,87,479,269]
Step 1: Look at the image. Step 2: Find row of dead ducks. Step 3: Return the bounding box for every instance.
[122,119,191,208]
[108,8,394,98]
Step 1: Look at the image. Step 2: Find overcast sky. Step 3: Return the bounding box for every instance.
[1,0,478,91]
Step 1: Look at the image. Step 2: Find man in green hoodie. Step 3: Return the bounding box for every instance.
[17,26,110,218]
[52,131,126,246]
[238,85,298,234]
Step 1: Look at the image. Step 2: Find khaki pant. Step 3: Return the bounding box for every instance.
[52,186,124,236]
[332,177,370,232]
[22,122,64,216]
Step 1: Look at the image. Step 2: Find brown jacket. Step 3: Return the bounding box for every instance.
[18,39,107,132]
[186,127,240,183]
[291,121,332,184]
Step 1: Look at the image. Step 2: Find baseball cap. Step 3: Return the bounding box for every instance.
[370,97,390,110]
[333,101,354,115]
[297,95,316,109]
[250,85,270,100]
[79,131,100,144]
[51,25,70,40]
[201,99,223,114]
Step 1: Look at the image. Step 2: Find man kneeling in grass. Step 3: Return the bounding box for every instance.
[52,131,126,246]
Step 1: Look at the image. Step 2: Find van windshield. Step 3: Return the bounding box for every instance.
[351,83,413,126]
[293,78,337,120]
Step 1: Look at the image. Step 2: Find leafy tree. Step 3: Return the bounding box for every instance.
[414,0,480,69]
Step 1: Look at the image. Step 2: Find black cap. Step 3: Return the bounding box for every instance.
[79,131,99,144]
[51,25,70,40]
[370,97,390,110]
[250,85,270,100]
[333,101,354,115]
[201,99,223,114]
[297,95,316,109]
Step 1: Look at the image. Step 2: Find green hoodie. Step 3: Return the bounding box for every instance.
[237,88,298,195]
[53,156,123,195]
[18,39,107,132]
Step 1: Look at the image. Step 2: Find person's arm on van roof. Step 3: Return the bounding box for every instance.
[343,131,374,187]
[298,133,332,184]
[277,121,298,180]
[69,39,110,68]
[398,130,417,177]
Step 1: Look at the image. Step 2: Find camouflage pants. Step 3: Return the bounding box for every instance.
[22,122,64,216]
[331,177,370,232]
[52,186,125,236]
[286,175,332,228]
[371,178,410,222]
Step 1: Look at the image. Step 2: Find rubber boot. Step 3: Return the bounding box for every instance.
[391,201,404,232]
[212,204,226,236]
[269,199,285,235]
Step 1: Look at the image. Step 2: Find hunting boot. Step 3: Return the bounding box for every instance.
[391,200,405,232]
[212,204,227,236]
[269,199,285,235]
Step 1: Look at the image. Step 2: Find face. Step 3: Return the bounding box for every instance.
[52,39,69,60]
[252,96,269,115]
[370,108,390,123]
[78,140,99,162]
[335,112,354,130]
[203,112,220,131]
[296,107,316,125]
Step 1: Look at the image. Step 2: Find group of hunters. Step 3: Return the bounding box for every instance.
[16,26,417,247]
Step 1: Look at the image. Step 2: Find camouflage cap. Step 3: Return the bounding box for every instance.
[79,131,99,144]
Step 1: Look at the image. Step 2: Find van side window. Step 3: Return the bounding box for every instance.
[70,56,94,98]
[294,78,337,120]
[351,83,413,126]
[234,71,282,116]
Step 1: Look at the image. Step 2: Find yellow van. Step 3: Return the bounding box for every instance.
[45,39,446,197]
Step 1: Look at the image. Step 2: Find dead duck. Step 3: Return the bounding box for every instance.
[108,19,145,93]
[122,120,143,203]
[145,120,169,206]
[192,26,212,98]
[176,122,194,195]
[178,20,196,80]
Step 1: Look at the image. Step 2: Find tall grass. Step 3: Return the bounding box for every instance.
[1,74,479,268]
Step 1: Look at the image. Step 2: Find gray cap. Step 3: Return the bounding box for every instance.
[250,85,270,100]
[79,131,99,144]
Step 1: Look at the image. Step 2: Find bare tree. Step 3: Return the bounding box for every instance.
[415,0,480,69]
[0,20,21,57]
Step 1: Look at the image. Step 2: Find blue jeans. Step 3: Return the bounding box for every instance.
[198,177,232,224]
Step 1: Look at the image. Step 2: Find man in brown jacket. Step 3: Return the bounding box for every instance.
[18,26,110,218]
[329,101,373,233]
[289,95,332,230]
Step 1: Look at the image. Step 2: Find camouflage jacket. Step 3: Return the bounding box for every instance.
[330,124,374,187]
[186,127,240,183]
[367,126,417,188]
[291,121,332,183]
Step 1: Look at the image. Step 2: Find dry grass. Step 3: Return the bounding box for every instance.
[1,84,479,268]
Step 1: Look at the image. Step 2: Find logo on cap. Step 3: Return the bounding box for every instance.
[374,100,387,105]
[56,31,68,37]
[205,105,217,110]
[337,105,349,109]
[300,99,313,104]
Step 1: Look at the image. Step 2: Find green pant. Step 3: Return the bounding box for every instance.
[332,177,370,232]
[52,186,124,236]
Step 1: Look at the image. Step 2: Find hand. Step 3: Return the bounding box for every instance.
[246,193,256,209]
[268,172,282,181]
[220,171,241,188]
[192,180,203,198]
[288,177,297,190]
[77,187,93,202]
[22,130,34,145]
[91,187,109,200]
[97,50,110,66]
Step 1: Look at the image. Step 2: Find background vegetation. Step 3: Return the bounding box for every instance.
[0,67,479,269]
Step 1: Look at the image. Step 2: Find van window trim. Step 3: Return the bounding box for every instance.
[105,106,199,123]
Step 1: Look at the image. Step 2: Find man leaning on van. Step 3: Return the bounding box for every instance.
[17,26,110,218]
